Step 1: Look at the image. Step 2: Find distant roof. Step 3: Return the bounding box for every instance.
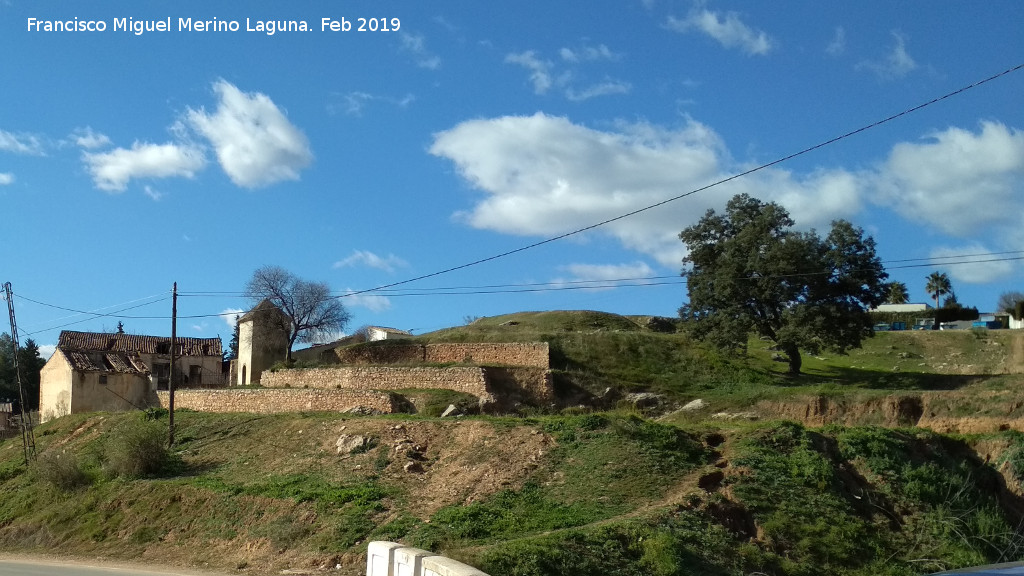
[58,330,222,357]
[369,326,413,336]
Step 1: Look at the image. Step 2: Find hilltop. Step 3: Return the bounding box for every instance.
[2,310,1024,576]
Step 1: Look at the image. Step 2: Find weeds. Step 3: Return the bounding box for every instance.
[103,417,170,478]
[33,449,90,490]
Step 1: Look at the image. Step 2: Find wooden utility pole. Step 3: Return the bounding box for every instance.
[168,282,177,447]
[3,282,35,464]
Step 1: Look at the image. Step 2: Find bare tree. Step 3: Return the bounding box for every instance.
[998,291,1024,314]
[243,265,351,362]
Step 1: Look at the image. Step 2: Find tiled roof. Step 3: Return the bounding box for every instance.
[58,330,222,357]
[61,349,150,374]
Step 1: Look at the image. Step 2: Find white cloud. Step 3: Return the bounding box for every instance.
[826,27,846,56]
[0,173,13,185]
[564,261,657,282]
[71,127,112,150]
[187,80,313,189]
[857,31,916,79]
[565,80,632,102]
[431,113,865,268]
[666,8,773,55]
[37,344,56,359]
[143,185,163,201]
[333,250,409,273]
[342,290,392,312]
[505,51,554,94]
[330,91,415,117]
[400,33,441,69]
[873,121,1024,236]
[930,245,1014,285]
[220,308,246,329]
[83,141,206,192]
[0,130,45,155]
[560,44,620,63]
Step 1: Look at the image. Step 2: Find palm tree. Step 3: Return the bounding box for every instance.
[925,272,952,309]
[886,282,909,304]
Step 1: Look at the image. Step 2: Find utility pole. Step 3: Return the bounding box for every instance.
[3,282,36,465]
[168,282,177,447]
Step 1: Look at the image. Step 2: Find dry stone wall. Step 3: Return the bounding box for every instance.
[261,366,496,404]
[155,388,399,414]
[333,342,549,369]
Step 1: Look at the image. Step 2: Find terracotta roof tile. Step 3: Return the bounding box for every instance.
[58,330,222,357]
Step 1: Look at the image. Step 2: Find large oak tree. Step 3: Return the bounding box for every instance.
[679,194,888,375]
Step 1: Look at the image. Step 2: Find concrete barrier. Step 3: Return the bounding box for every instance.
[394,546,436,576]
[422,556,490,576]
[367,541,404,576]
[367,542,490,576]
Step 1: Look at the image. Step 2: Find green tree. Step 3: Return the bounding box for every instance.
[225,314,240,360]
[679,194,888,375]
[0,333,44,412]
[925,272,952,310]
[885,281,909,304]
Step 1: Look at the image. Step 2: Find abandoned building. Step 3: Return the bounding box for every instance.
[38,330,223,422]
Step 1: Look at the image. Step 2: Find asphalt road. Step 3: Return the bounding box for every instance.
[0,559,232,576]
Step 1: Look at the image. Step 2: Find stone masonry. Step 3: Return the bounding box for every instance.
[156,388,400,415]
[333,342,549,369]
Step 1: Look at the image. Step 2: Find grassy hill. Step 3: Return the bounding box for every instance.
[3,311,1024,576]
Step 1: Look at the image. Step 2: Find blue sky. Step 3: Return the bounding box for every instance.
[2,1,1024,357]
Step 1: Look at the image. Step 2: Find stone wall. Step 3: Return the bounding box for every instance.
[155,388,399,415]
[482,367,555,406]
[424,342,549,368]
[333,342,549,368]
[261,366,496,405]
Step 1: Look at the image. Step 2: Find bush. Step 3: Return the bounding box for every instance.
[33,449,90,490]
[103,417,169,478]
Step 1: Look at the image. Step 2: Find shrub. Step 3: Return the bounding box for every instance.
[103,417,169,478]
[33,449,90,490]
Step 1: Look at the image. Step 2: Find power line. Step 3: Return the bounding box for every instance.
[335,62,1024,299]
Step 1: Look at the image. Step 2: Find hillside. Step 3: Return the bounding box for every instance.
[3,311,1024,576]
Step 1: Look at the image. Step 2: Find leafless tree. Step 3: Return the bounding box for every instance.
[243,265,351,362]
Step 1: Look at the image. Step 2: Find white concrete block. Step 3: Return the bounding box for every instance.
[366,541,404,576]
[393,546,436,576]
[421,555,490,576]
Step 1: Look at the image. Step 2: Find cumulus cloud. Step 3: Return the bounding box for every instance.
[400,33,441,69]
[333,250,409,273]
[342,290,392,312]
[37,344,56,359]
[857,31,916,79]
[873,121,1024,236]
[505,51,555,94]
[666,7,773,55]
[430,113,868,268]
[0,173,13,185]
[564,261,657,282]
[0,129,45,155]
[71,127,112,150]
[83,142,206,192]
[187,80,313,188]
